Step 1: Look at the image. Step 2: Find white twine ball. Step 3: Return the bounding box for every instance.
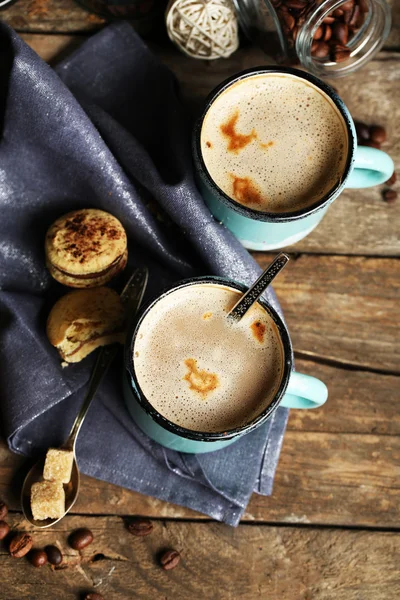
[166,0,239,60]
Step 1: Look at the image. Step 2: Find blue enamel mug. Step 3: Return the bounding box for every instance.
[123,276,328,454]
[193,67,394,251]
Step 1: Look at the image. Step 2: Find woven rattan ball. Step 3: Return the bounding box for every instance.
[166,0,239,60]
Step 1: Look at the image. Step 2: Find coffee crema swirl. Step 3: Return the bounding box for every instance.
[133,283,284,433]
[200,73,348,213]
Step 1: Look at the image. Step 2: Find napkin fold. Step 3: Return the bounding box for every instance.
[0,21,289,525]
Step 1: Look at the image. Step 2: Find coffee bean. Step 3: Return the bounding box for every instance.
[330,44,351,63]
[369,125,387,144]
[355,121,370,142]
[385,172,397,186]
[69,528,94,550]
[0,520,10,540]
[311,39,319,54]
[323,16,335,24]
[9,532,33,558]
[281,11,296,31]
[0,501,8,520]
[127,518,153,537]
[382,189,397,203]
[332,22,349,45]
[332,8,344,17]
[45,545,63,565]
[83,594,104,600]
[285,0,306,8]
[358,0,369,12]
[341,0,354,11]
[29,549,48,568]
[349,4,361,28]
[160,549,181,570]
[312,41,330,58]
[323,25,332,42]
[313,25,324,40]
[363,140,381,149]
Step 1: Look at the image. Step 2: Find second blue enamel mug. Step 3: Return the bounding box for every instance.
[193,67,394,251]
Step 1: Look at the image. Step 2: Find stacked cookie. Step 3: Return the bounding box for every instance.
[45,209,128,363]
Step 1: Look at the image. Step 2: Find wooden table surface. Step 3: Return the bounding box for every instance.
[1,2,399,598]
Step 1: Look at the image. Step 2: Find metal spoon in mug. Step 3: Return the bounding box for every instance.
[228,253,290,323]
[21,267,148,528]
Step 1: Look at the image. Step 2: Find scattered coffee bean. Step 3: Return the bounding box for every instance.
[127,518,153,537]
[332,22,349,45]
[363,140,381,149]
[69,528,94,550]
[83,594,104,600]
[45,544,63,565]
[29,549,48,568]
[385,172,397,186]
[0,501,8,520]
[330,44,351,63]
[370,125,387,144]
[355,121,370,142]
[160,549,181,570]
[0,520,10,540]
[382,189,397,203]
[9,532,33,558]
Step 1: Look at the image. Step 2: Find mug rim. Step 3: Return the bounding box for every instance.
[124,276,293,442]
[193,66,356,223]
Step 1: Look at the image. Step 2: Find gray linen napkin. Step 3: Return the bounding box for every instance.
[0,21,289,525]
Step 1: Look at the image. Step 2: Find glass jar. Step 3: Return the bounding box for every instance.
[233,0,391,77]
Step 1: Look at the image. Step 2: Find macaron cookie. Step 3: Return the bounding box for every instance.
[47,287,126,363]
[45,209,128,288]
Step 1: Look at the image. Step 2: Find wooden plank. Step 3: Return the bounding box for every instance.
[2,400,400,527]
[261,254,399,373]
[5,0,400,49]
[3,0,105,33]
[286,359,400,435]
[19,33,400,257]
[20,33,87,64]
[1,515,400,599]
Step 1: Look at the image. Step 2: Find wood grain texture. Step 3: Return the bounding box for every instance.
[5,0,400,48]
[1,359,400,527]
[261,254,400,373]
[19,33,400,257]
[1,514,400,600]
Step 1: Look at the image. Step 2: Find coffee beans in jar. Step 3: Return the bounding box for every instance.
[235,0,391,78]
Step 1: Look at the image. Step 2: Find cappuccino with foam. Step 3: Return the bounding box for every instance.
[200,72,348,213]
[133,283,284,433]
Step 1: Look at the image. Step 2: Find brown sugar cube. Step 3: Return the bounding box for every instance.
[43,448,74,484]
[31,480,65,521]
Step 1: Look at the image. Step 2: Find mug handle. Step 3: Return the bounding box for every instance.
[346,146,394,189]
[280,372,328,409]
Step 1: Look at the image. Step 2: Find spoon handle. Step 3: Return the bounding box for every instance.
[228,253,290,323]
[63,267,149,451]
[63,346,117,450]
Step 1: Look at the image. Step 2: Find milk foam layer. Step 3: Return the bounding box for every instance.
[200,73,348,213]
[133,283,284,433]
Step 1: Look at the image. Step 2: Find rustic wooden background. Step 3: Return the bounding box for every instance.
[0,0,399,598]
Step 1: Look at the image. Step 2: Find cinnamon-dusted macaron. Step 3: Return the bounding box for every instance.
[47,287,126,363]
[45,209,127,288]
